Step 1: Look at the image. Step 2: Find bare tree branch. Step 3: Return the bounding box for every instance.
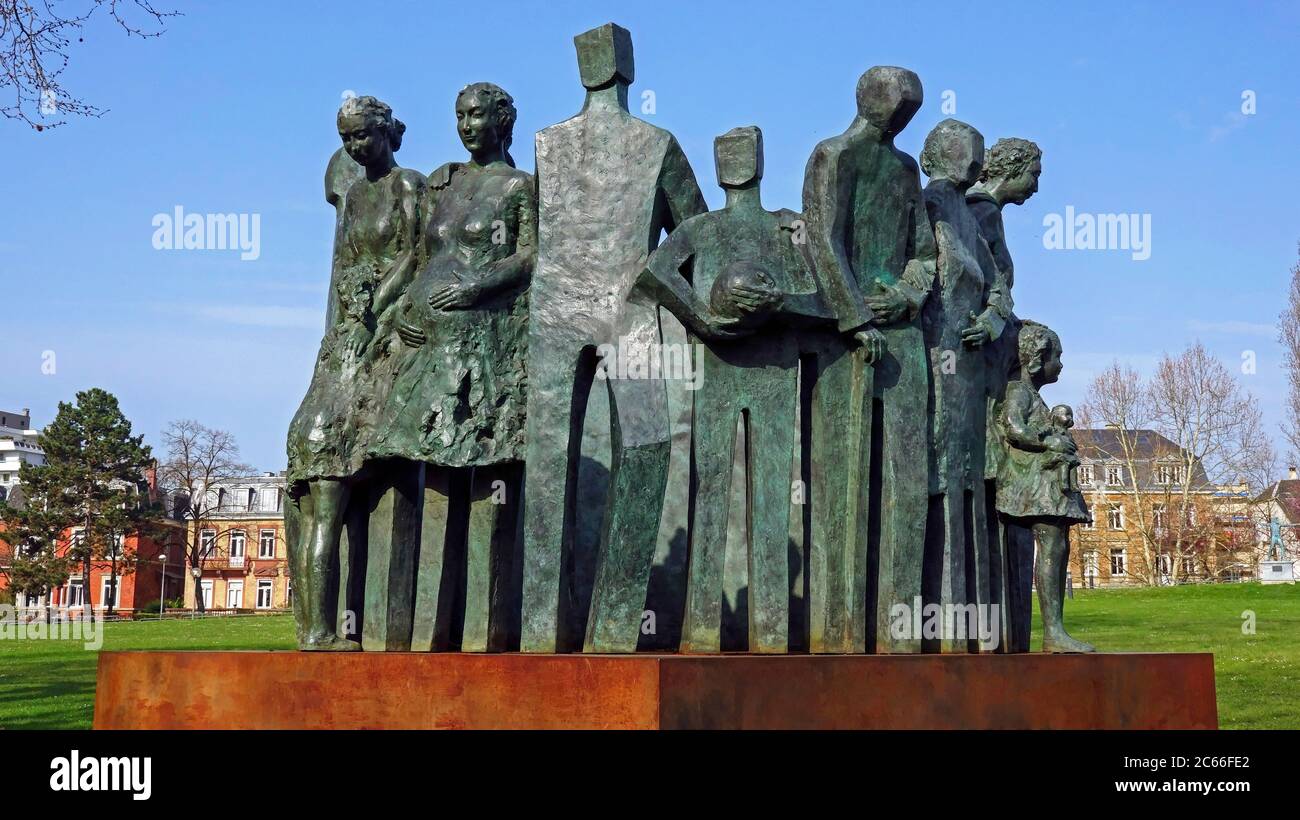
[1,0,179,130]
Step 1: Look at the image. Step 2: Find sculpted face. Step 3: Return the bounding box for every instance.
[1006,158,1042,204]
[1042,336,1064,384]
[924,120,984,187]
[856,66,922,137]
[714,126,763,188]
[575,22,634,88]
[338,111,387,167]
[457,91,502,157]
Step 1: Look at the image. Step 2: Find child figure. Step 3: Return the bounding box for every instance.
[1047,404,1080,493]
[996,321,1095,653]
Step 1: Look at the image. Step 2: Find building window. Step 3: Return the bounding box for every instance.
[1105,465,1123,485]
[285,578,293,608]
[1107,504,1124,530]
[1109,548,1127,576]
[1157,553,1172,578]
[260,487,282,512]
[256,579,274,609]
[200,529,217,557]
[258,529,276,559]
[1156,464,1184,485]
[200,580,214,609]
[1078,465,1094,485]
[226,580,244,609]
[1152,503,1166,531]
[229,530,246,567]
[1182,556,1196,576]
[100,576,121,609]
[64,578,85,608]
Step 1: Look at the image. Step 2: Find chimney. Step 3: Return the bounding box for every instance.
[1289,466,1297,481]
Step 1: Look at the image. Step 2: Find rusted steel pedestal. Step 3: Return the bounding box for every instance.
[93,652,1217,729]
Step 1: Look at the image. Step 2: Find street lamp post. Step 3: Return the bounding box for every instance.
[159,551,168,618]
[190,566,202,619]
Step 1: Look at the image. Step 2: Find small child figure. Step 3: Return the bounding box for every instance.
[996,321,1094,653]
[1047,404,1080,493]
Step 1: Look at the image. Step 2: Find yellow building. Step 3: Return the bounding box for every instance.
[1067,429,1256,587]
[181,472,291,611]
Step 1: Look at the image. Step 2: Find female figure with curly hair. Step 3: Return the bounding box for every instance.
[370,82,535,652]
[286,95,426,650]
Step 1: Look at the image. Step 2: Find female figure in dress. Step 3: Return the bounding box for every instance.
[996,320,1094,653]
[286,95,426,650]
[371,82,535,652]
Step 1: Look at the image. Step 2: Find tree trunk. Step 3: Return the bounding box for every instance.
[194,572,206,614]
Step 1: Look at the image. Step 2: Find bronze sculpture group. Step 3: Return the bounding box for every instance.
[285,22,1094,656]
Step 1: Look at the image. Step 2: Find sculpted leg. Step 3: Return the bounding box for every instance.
[746,393,796,654]
[463,463,524,652]
[301,479,359,651]
[681,395,738,654]
[1034,521,1094,653]
[411,466,468,651]
[521,341,592,652]
[808,342,871,653]
[583,368,670,653]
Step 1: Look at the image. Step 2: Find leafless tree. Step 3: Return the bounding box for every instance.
[2,0,178,130]
[158,420,252,612]
[1079,344,1273,587]
[1278,245,1300,462]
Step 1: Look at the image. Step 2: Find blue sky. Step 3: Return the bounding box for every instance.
[3,0,1299,471]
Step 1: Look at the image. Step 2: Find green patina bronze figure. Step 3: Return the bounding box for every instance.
[522,22,706,653]
[635,126,833,653]
[367,82,534,653]
[286,96,426,651]
[802,67,936,654]
[919,118,1007,652]
[996,320,1094,653]
[967,137,1043,653]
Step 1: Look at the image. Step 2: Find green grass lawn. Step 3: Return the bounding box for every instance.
[1,582,1296,729]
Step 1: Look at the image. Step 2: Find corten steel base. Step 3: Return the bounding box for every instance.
[92,651,1217,730]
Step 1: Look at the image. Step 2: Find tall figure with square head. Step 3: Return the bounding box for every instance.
[522,23,707,653]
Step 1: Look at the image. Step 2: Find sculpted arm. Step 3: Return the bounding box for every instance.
[657,137,708,235]
[634,228,745,341]
[802,145,873,335]
[373,175,426,316]
[476,175,537,297]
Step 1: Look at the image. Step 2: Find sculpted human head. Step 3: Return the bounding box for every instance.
[456,82,517,165]
[980,137,1042,205]
[920,118,984,189]
[574,22,634,89]
[855,66,922,137]
[337,95,405,169]
[1017,320,1064,385]
[714,126,763,189]
[1051,404,1074,430]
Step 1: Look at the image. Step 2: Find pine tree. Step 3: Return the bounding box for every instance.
[4,389,159,618]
